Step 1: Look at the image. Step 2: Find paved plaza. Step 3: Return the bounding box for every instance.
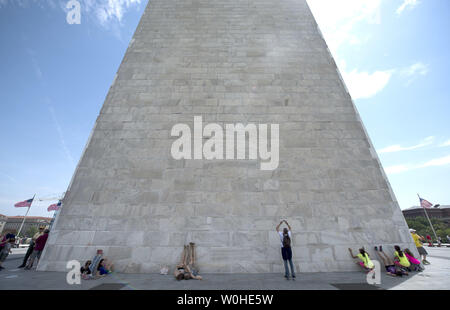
[0,246,449,290]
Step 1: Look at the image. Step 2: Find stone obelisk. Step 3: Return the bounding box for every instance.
[38,0,414,273]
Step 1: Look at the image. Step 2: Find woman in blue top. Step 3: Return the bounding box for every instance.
[97,259,113,276]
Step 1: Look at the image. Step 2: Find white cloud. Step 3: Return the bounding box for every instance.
[306,1,394,100]
[338,60,430,99]
[82,0,142,26]
[0,1,143,32]
[396,0,420,15]
[307,0,382,55]
[341,68,393,99]
[384,154,450,175]
[440,140,450,147]
[384,165,412,175]
[400,62,429,85]
[422,155,450,168]
[378,136,434,154]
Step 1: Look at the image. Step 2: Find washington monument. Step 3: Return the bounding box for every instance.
[38,0,415,273]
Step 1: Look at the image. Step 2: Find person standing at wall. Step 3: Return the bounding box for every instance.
[25,229,49,270]
[18,226,44,268]
[276,220,296,280]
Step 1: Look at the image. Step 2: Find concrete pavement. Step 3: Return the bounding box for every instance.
[0,246,449,290]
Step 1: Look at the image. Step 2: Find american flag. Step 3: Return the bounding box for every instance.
[419,197,433,209]
[47,200,62,212]
[14,198,34,208]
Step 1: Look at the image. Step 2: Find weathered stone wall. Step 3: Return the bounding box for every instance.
[38,0,415,273]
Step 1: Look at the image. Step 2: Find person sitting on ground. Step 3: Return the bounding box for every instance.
[404,248,424,272]
[96,259,113,276]
[89,249,104,275]
[393,245,410,273]
[25,229,49,270]
[348,247,374,272]
[80,260,92,279]
[374,246,405,277]
[0,235,15,271]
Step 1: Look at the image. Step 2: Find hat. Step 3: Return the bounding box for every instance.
[409,229,416,233]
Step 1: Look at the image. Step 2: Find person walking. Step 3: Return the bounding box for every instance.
[18,226,44,268]
[276,220,296,280]
[410,229,430,265]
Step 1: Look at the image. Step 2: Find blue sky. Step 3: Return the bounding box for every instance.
[0,0,449,217]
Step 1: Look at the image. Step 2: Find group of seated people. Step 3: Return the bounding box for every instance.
[80,249,114,279]
[349,245,424,277]
[80,246,202,280]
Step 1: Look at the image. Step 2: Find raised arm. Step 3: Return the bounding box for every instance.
[276,221,283,232]
[348,248,358,259]
[284,220,292,232]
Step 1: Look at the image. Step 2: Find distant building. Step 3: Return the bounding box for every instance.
[402,205,450,224]
[1,216,52,236]
[0,214,7,234]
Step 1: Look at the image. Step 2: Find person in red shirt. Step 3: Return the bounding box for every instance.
[25,229,49,270]
[426,235,433,247]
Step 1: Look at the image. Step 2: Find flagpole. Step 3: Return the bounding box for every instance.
[417,194,439,244]
[16,194,35,237]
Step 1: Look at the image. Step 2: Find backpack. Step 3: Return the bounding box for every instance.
[282,233,291,248]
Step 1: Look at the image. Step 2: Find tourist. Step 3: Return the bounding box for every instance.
[89,249,104,275]
[0,235,15,271]
[410,229,430,265]
[404,248,424,271]
[187,242,199,275]
[276,220,296,280]
[96,259,113,276]
[18,226,45,268]
[25,229,49,270]
[426,234,432,247]
[80,260,92,278]
[374,246,404,277]
[0,234,10,251]
[174,245,202,280]
[393,245,411,273]
[348,247,374,272]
